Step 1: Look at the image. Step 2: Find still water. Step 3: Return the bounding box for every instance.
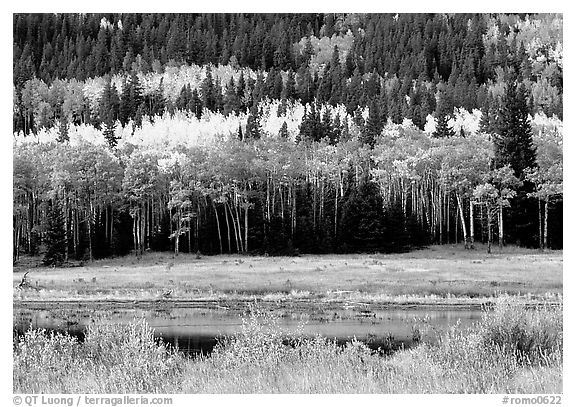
[13,303,484,356]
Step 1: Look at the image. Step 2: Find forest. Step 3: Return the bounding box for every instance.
[12,13,563,264]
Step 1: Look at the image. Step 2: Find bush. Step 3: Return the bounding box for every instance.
[13,320,184,393]
[478,297,563,364]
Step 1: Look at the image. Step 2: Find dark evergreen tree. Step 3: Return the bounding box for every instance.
[340,180,387,252]
[98,79,120,127]
[57,117,69,142]
[120,71,143,125]
[245,106,262,139]
[433,114,455,138]
[493,80,537,177]
[282,69,296,100]
[190,88,203,119]
[43,199,66,266]
[278,121,289,138]
[237,122,244,140]
[201,65,217,111]
[362,99,383,148]
[223,77,240,116]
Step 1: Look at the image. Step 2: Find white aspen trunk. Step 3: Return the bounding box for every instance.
[439,188,443,244]
[455,202,459,244]
[233,200,244,252]
[73,207,78,258]
[110,206,113,249]
[334,181,338,237]
[244,201,249,253]
[88,200,93,262]
[104,204,108,244]
[469,199,475,249]
[455,193,469,249]
[63,194,69,262]
[292,184,296,236]
[224,200,231,253]
[487,204,492,254]
[140,205,145,255]
[447,192,450,244]
[174,211,180,256]
[266,175,271,221]
[544,199,549,250]
[188,217,192,254]
[195,202,200,252]
[280,186,284,221]
[212,200,223,254]
[226,201,239,253]
[538,199,543,250]
[498,200,504,249]
[313,176,317,231]
[272,180,276,217]
[320,178,324,222]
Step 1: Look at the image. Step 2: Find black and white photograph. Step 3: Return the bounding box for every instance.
[10,8,564,399]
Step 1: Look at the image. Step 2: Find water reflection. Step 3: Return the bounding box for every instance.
[13,304,484,356]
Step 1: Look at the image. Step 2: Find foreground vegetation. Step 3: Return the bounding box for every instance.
[13,298,562,393]
[13,246,562,304]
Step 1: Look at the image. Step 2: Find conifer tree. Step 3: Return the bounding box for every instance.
[433,114,455,138]
[43,199,66,266]
[493,80,537,177]
[99,79,120,127]
[282,69,296,100]
[201,66,217,111]
[279,121,289,139]
[362,99,383,148]
[245,106,262,139]
[223,77,240,116]
[57,117,69,142]
[191,88,203,119]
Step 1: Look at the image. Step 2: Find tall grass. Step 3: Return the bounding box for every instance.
[13,299,562,393]
[13,319,184,393]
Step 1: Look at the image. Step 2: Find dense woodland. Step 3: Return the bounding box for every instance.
[12,13,563,264]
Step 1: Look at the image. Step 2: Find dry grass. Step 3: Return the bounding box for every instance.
[13,319,184,393]
[13,245,563,304]
[14,299,562,394]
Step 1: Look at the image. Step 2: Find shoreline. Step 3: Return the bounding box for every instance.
[13,297,562,311]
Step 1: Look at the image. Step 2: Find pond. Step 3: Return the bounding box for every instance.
[13,302,485,356]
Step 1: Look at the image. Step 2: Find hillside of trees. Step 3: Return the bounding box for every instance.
[12,13,563,264]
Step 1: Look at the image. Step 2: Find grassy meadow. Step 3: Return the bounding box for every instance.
[13,245,562,305]
[13,298,562,393]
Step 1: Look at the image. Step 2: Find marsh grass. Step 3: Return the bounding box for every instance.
[13,319,184,393]
[13,299,562,393]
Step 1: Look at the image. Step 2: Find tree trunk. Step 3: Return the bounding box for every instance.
[195,202,200,253]
[212,200,223,254]
[498,200,504,249]
[63,194,69,262]
[244,201,249,253]
[188,217,192,254]
[88,200,93,262]
[487,204,492,254]
[455,202,459,244]
[233,201,244,252]
[226,201,239,253]
[74,207,78,258]
[447,192,450,244]
[544,199,549,250]
[334,182,338,238]
[224,200,232,253]
[174,208,181,256]
[538,199,543,250]
[455,193,469,249]
[469,199,475,249]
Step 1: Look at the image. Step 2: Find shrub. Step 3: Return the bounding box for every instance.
[13,320,184,393]
[478,297,563,364]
